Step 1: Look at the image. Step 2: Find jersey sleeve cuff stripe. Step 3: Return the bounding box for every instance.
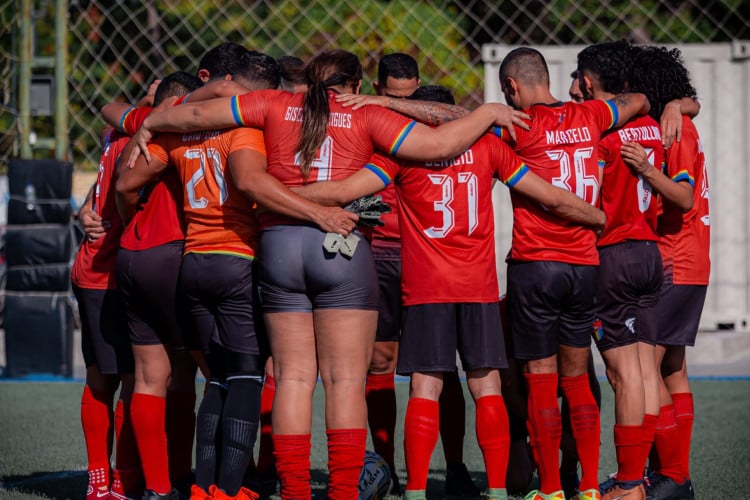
[605,99,619,129]
[505,162,529,188]
[389,121,416,155]
[672,170,695,186]
[230,95,245,126]
[598,159,606,168]
[365,163,392,186]
[119,107,135,132]
[491,126,504,138]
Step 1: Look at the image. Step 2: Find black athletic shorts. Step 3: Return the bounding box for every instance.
[506,260,597,360]
[257,225,378,312]
[73,284,133,375]
[116,240,190,347]
[397,302,506,375]
[373,244,402,343]
[595,240,663,351]
[179,252,266,358]
[640,271,707,347]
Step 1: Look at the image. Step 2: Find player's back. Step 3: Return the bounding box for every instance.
[509,99,616,265]
[151,128,262,258]
[597,114,663,247]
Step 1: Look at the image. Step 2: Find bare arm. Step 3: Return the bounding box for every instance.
[395,103,527,160]
[611,92,650,127]
[101,80,159,130]
[127,97,237,166]
[620,142,693,212]
[228,149,359,235]
[291,168,387,206]
[660,98,700,149]
[78,183,109,241]
[184,79,248,102]
[336,93,532,137]
[115,149,168,225]
[512,172,606,230]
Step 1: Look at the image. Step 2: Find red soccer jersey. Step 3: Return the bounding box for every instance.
[657,117,710,285]
[597,114,663,247]
[119,170,186,251]
[148,128,264,259]
[71,130,127,289]
[371,183,400,246]
[367,133,529,305]
[508,99,618,265]
[231,90,416,228]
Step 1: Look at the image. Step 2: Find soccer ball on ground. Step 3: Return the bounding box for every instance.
[358,450,392,500]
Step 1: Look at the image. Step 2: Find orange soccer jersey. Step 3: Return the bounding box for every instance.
[147,127,266,259]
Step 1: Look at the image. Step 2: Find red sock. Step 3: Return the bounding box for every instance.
[640,413,657,475]
[671,393,694,479]
[81,385,115,488]
[613,424,642,482]
[166,390,196,483]
[326,428,367,500]
[365,372,397,469]
[560,374,600,491]
[112,399,142,497]
[439,372,465,464]
[475,395,510,489]
[524,372,562,494]
[653,404,682,482]
[130,393,171,494]
[273,434,312,500]
[256,375,276,475]
[404,398,440,492]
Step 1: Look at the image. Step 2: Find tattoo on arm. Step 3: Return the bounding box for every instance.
[387,99,469,126]
[613,93,631,107]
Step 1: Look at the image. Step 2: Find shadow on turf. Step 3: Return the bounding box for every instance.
[1,470,87,499]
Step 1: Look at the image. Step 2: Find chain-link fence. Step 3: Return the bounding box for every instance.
[2,0,749,170]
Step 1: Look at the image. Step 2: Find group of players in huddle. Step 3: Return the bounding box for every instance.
[71,37,708,500]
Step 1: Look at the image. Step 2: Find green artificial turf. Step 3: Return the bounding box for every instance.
[1,380,748,499]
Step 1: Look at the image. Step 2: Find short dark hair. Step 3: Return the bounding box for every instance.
[235,50,280,90]
[277,55,306,89]
[499,47,549,87]
[154,71,202,106]
[197,42,248,80]
[409,85,455,105]
[377,53,419,84]
[628,45,698,121]
[576,40,632,94]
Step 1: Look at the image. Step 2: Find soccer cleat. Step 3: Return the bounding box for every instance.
[561,472,580,500]
[598,472,618,493]
[523,490,565,500]
[387,470,402,497]
[188,484,210,500]
[601,483,645,500]
[644,473,694,500]
[87,484,110,500]
[445,461,481,496]
[142,488,179,500]
[208,486,260,500]
[403,490,427,500]
[486,487,508,500]
[572,488,601,500]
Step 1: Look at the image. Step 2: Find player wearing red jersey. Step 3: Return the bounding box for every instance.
[623,46,708,500]
[497,47,652,500]
[127,49,532,500]
[113,72,203,500]
[118,56,357,500]
[73,116,139,500]
[289,86,605,500]
[577,41,665,500]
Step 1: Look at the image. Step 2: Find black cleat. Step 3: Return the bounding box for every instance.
[142,488,179,500]
[645,473,694,500]
[445,462,481,497]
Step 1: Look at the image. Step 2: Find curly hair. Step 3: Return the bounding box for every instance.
[576,40,632,95]
[628,45,698,121]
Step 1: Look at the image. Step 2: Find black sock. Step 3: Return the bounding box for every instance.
[195,379,227,490]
